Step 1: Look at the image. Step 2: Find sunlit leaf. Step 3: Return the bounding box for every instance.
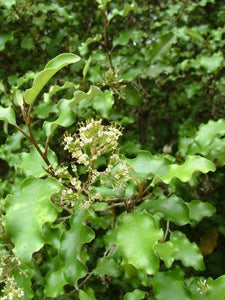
[94,257,121,277]
[152,267,190,300]
[24,53,80,105]
[0,106,16,125]
[60,209,95,286]
[17,145,58,177]
[170,231,205,271]
[3,177,61,263]
[124,289,146,300]
[116,211,163,274]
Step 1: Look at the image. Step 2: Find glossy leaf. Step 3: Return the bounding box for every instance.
[116,211,163,274]
[79,288,96,300]
[125,150,172,182]
[43,98,76,136]
[17,145,58,177]
[187,200,216,223]
[45,256,66,298]
[124,289,146,300]
[206,275,225,300]
[153,241,178,268]
[141,195,190,226]
[199,52,223,73]
[3,177,61,263]
[152,267,190,300]
[60,209,95,286]
[0,106,16,125]
[24,53,80,105]
[161,155,215,184]
[170,231,205,271]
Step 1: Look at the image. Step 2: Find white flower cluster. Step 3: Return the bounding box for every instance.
[0,277,24,300]
[196,279,209,295]
[62,119,122,165]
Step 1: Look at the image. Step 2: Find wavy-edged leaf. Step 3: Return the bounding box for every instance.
[206,275,225,300]
[124,289,146,300]
[17,145,58,177]
[0,106,16,125]
[161,155,215,184]
[141,195,190,226]
[70,86,114,118]
[3,177,61,263]
[125,150,173,182]
[116,211,163,274]
[170,231,205,271]
[43,99,76,136]
[24,53,80,105]
[153,241,178,268]
[199,52,223,73]
[93,257,121,277]
[45,256,66,298]
[152,267,190,300]
[187,200,216,223]
[60,209,95,286]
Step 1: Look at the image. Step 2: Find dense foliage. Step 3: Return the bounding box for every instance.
[1,0,225,299]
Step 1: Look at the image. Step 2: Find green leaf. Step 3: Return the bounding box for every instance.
[60,209,95,286]
[17,145,58,177]
[153,241,178,268]
[70,85,103,108]
[45,256,67,298]
[199,52,223,73]
[121,84,142,107]
[149,32,176,63]
[187,200,216,223]
[125,151,173,182]
[78,34,102,56]
[113,28,144,46]
[94,257,121,277]
[152,267,190,300]
[0,106,16,125]
[43,99,76,136]
[184,27,204,41]
[124,289,146,300]
[79,288,96,300]
[92,89,114,118]
[206,275,225,300]
[116,211,163,274]
[170,231,205,271]
[24,53,80,105]
[141,195,190,226]
[3,177,61,263]
[161,155,215,184]
[0,32,13,51]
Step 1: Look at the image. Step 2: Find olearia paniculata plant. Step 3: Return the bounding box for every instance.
[1,0,225,298]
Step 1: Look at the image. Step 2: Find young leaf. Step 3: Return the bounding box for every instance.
[59,209,95,286]
[24,53,80,105]
[116,211,163,274]
[3,177,61,263]
[153,241,178,268]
